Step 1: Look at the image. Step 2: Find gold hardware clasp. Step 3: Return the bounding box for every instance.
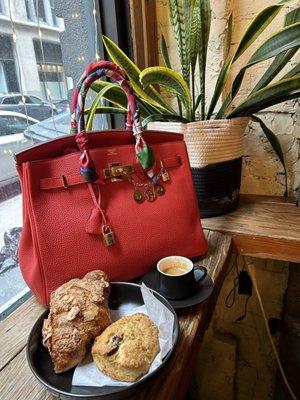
[103,163,133,182]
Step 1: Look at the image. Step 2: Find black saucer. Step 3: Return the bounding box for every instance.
[140,268,214,310]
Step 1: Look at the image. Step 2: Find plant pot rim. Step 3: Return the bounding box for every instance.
[149,117,249,128]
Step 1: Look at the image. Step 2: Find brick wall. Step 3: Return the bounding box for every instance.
[155,1,299,398]
[156,0,300,196]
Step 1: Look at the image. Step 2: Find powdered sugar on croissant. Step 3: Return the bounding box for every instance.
[42,270,111,373]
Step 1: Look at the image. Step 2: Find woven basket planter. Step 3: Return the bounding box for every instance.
[148,118,249,218]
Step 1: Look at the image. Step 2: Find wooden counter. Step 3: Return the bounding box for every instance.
[0,230,231,400]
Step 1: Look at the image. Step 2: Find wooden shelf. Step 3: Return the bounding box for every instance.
[202,194,300,263]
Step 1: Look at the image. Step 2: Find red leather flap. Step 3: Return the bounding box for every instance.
[15,130,183,166]
[39,155,182,191]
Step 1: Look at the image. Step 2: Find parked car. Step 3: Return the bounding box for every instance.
[53,99,70,114]
[0,111,38,146]
[23,111,70,142]
[0,111,38,183]
[0,94,57,121]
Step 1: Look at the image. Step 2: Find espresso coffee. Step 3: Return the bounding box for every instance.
[160,259,190,276]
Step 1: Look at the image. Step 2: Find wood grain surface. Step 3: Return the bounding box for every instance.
[0,229,232,400]
[202,195,300,262]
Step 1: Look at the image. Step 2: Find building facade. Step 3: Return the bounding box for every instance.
[0,0,68,101]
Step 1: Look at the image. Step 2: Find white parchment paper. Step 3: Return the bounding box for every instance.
[72,283,175,387]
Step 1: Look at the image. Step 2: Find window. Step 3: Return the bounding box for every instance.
[0,63,7,93]
[33,40,67,101]
[25,0,57,26]
[27,95,43,104]
[0,35,20,94]
[0,0,4,15]
[0,0,119,318]
[49,0,57,26]
[35,0,46,22]
[25,0,35,21]
[2,97,18,104]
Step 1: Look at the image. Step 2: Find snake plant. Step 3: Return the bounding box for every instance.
[87,1,300,195]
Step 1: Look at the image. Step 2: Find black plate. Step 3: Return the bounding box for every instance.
[141,268,214,309]
[27,282,179,400]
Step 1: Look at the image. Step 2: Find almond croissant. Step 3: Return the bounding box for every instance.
[42,270,111,373]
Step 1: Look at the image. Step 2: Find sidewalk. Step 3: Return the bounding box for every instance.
[0,194,27,308]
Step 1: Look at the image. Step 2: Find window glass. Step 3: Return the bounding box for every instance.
[29,95,43,104]
[23,96,34,104]
[0,35,20,93]
[2,97,16,104]
[0,1,107,317]
[36,0,46,22]
[25,0,36,21]
[0,63,7,93]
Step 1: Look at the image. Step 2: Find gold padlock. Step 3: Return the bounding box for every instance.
[160,161,170,182]
[102,226,116,247]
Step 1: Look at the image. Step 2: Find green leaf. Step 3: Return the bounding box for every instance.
[233,5,283,61]
[282,62,300,79]
[91,81,161,118]
[102,35,174,113]
[160,35,184,117]
[234,23,300,96]
[137,144,155,169]
[91,81,128,109]
[198,0,211,119]
[86,85,117,130]
[227,76,300,118]
[160,35,172,69]
[224,12,233,61]
[194,93,202,113]
[252,6,300,93]
[207,4,283,119]
[189,0,201,76]
[285,6,300,26]
[169,0,190,84]
[231,22,300,99]
[142,113,189,128]
[215,92,231,119]
[140,66,192,119]
[84,106,127,115]
[252,48,299,93]
[251,115,287,196]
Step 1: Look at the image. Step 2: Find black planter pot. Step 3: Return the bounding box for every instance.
[191,157,242,218]
[147,118,249,219]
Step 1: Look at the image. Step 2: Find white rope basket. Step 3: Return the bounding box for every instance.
[148,118,249,167]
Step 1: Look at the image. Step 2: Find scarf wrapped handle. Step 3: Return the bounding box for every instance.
[70,60,155,183]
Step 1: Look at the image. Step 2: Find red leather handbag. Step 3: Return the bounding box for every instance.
[16,61,207,306]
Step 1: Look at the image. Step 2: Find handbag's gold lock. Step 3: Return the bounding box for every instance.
[103,163,133,182]
[102,226,116,247]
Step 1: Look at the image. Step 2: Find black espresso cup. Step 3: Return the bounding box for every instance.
[157,256,207,300]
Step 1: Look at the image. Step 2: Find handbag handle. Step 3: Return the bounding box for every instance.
[70,60,156,183]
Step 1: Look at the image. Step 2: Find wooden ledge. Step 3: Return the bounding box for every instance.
[0,230,232,400]
[202,194,300,263]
